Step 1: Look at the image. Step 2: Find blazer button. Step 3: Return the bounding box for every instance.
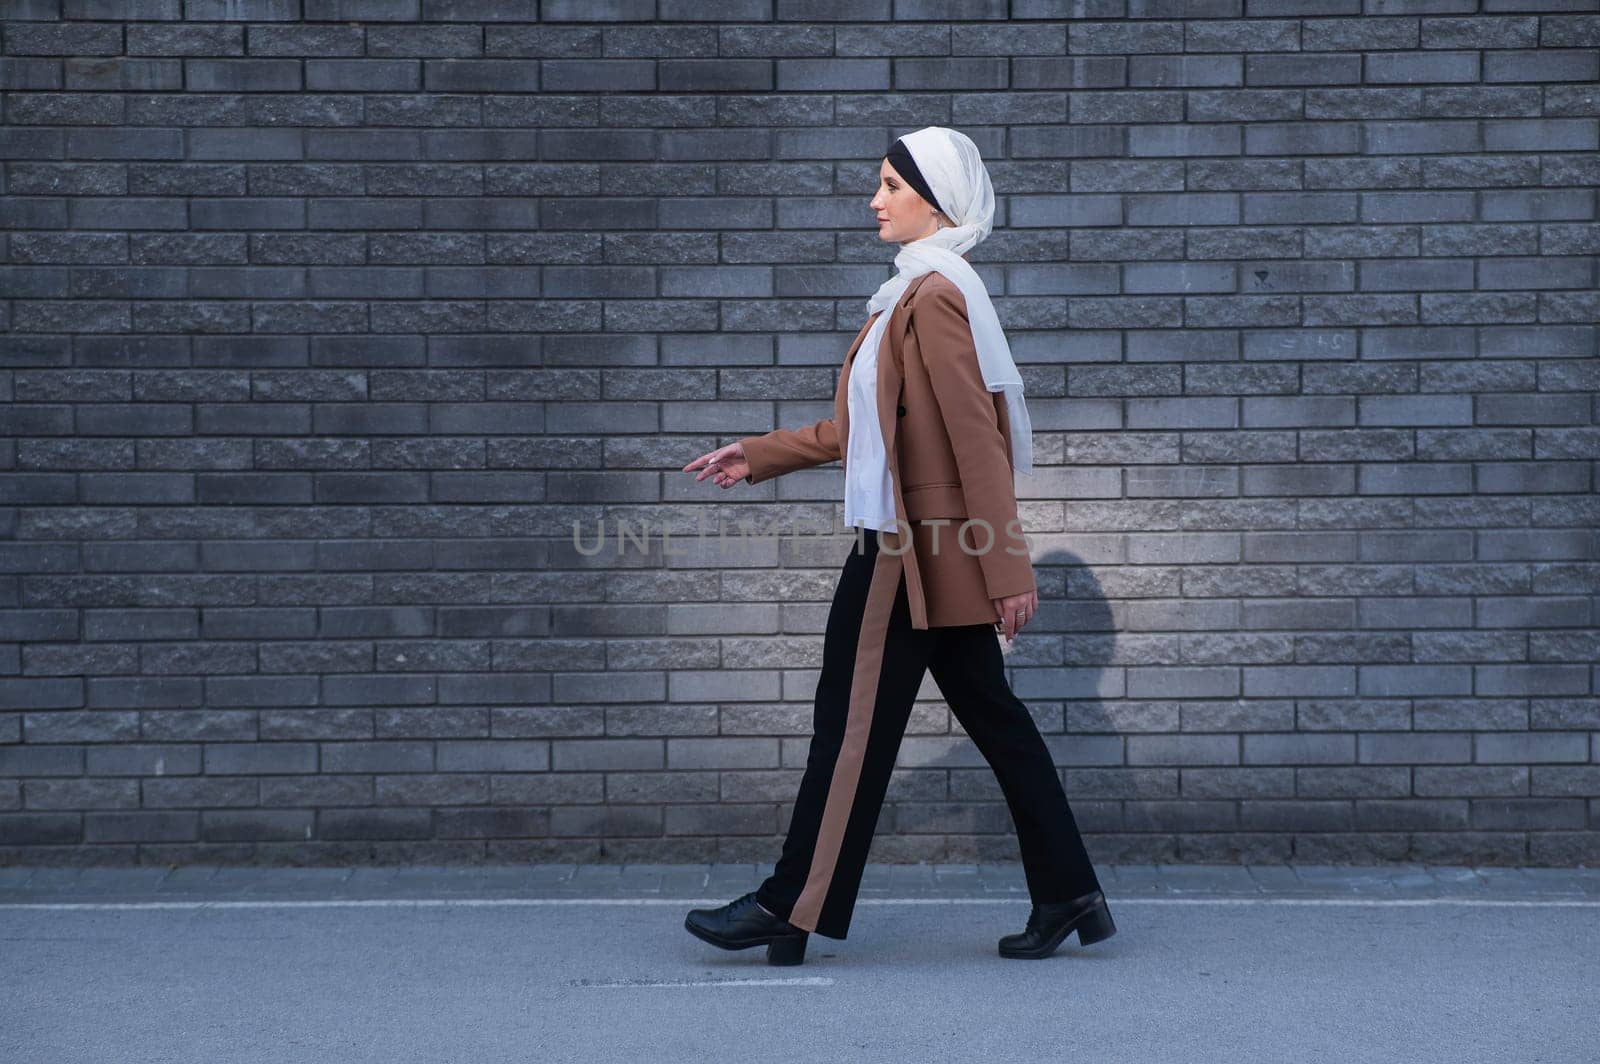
[897,404,906,417]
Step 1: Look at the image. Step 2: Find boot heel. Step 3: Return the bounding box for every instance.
[766,933,808,966]
[1075,900,1116,945]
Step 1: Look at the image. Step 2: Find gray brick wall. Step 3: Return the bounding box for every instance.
[1,1,1597,868]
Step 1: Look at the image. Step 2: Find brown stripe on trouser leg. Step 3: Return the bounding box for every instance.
[756,530,937,940]
[786,539,900,933]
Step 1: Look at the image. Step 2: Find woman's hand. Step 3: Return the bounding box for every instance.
[684,442,750,489]
[992,587,1038,643]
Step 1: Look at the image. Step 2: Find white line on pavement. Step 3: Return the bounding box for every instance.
[568,977,835,988]
[2,895,1598,911]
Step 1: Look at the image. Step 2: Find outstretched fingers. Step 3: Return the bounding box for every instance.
[685,444,743,488]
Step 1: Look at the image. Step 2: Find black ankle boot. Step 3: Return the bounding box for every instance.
[684,890,810,966]
[998,888,1116,959]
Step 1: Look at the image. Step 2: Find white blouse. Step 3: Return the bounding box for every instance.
[843,311,898,532]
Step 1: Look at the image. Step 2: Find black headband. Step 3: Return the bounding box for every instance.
[885,139,946,219]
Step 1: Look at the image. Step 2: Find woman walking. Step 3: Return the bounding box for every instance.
[680,127,1113,966]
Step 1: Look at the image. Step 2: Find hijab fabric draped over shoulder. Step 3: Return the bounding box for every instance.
[866,126,1033,475]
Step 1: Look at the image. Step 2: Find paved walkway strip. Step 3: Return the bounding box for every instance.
[2,862,1596,904]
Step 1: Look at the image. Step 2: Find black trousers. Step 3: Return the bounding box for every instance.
[755,528,1102,940]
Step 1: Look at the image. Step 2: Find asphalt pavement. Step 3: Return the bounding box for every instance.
[4,861,1597,1064]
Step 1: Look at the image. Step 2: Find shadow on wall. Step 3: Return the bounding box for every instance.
[1008,546,1119,717]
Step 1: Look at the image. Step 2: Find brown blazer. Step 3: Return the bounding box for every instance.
[738,269,1034,629]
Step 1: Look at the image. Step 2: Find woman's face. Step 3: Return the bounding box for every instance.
[871,158,941,245]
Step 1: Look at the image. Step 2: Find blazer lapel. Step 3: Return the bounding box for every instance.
[877,271,940,472]
[825,267,934,480]
[875,313,905,476]
[819,272,943,628]
[834,312,879,466]
[835,273,941,469]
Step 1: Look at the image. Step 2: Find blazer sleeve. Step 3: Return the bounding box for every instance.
[737,417,841,485]
[913,284,1035,601]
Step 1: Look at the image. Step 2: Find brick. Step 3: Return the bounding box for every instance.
[305,0,425,18]
[1244,193,1359,224]
[1252,0,1358,12]
[1418,223,1536,255]
[1472,729,1587,764]
[1483,49,1599,83]
[1359,258,1474,291]
[187,0,298,17]
[1245,733,1356,764]
[1359,732,1472,763]
[1478,257,1593,289]
[1308,88,1425,120]
[1129,55,1242,87]
[1365,120,1481,154]
[1187,89,1302,122]
[1010,195,1122,227]
[1123,263,1236,294]
[306,60,421,92]
[1304,17,1421,51]
[1482,118,1599,151]
[1247,54,1362,85]
[1365,51,1480,83]
[1186,21,1301,53]
[1070,21,1185,54]
[1420,155,1539,187]
[1125,193,1239,226]
[5,24,124,57]
[1190,228,1299,259]
[1129,125,1241,157]
[184,60,302,92]
[1420,17,1539,50]
[1188,159,1301,190]
[1422,85,1541,118]
[1071,91,1184,124]
[1361,191,1475,222]
[1245,122,1361,155]
[896,58,1008,90]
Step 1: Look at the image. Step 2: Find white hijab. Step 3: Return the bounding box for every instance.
[866,126,1033,475]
